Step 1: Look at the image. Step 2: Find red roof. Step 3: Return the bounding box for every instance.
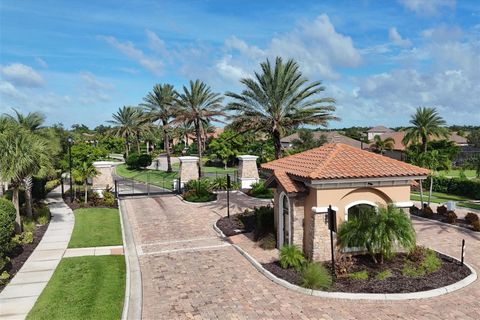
[261,143,429,180]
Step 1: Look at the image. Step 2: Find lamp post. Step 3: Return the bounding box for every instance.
[67,137,74,203]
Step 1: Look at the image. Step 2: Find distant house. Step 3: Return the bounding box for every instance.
[280,131,363,149]
[365,125,394,141]
[173,127,224,146]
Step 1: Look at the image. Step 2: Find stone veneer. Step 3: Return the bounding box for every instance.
[291,197,304,249]
[178,156,199,187]
[92,161,116,190]
[311,212,332,261]
[237,155,259,189]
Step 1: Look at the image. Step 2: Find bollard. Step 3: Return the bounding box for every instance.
[461,239,465,266]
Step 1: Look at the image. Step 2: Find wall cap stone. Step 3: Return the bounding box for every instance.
[178,156,199,163]
[312,206,339,213]
[238,155,258,161]
[93,161,118,168]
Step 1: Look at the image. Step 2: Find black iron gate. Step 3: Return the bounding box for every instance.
[114,173,180,198]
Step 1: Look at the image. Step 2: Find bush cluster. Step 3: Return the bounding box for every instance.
[424,176,480,200]
[126,153,152,169]
[249,182,274,199]
[403,247,442,277]
[279,245,305,271]
[436,205,447,215]
[254,205,274,240]
[446,211,457,224]
[465,212,480,231]
[422,206,434,217]
[183,179,217,203]
[0,199,16,265]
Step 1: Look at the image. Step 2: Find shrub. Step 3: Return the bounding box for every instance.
[249,182,274,199]
[422,206,434,217]
[446,211,457,224]
[210,176,239,191]
[0,256,10,271]
[183,179,216,202]
[436,205,447,215]
[334,253,354,278]
[472,220,480,232]
[424,176,480,200]
[348,270,368,280]
[409,205,419,215]
[403,249,441,277]
[258,233,276,250]
[465,212,479,224]
[375,270,392,280]
[0,198,16,258]
[45,179,60,193]
[137,153,152,168]
[279,245,306,271]
[254,206,274,240]
[22,218,36,233]
[337,204,416,264]
[126,153,140,169]
[0,271,10,285]
[183,191,217,203]
[103,191,116,207]
[301,262,332,290]
[407,246,427,263]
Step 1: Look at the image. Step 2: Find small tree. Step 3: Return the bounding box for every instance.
[290,129,328,154]
[208,130,244,169]
[373,135,395,155]
[73,162,98,204]
[337,204,416,264]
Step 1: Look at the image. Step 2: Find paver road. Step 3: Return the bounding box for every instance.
[122,193,480,320]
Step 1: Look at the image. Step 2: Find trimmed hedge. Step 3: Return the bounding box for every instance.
[0,198,16,258]
[424,176,480,200]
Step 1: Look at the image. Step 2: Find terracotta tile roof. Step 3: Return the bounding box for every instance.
[266,170,306,193]
[261,143,429,180]
[376,131,468,151]
[281,131,362,149]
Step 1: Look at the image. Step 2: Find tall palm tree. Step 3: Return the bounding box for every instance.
[402,107,448,154]
[226,57,337,159]
[373,135,395,155]
[4,109,48,218]
[142,84,178,172]
[176,80,224,176]
[108,106,142,159]
[0,127,50,232]
[73,161,98,204]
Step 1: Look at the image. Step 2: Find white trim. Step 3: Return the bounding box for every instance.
[312,206,339,214]
[278,192,292,248]
[394,201,414,208]
[237,155,258,161]
[344,200,377,221]
[178,156,199,163]
[310,176,428,185]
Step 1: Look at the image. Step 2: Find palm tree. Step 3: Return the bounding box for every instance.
[337,204,416,264]
[0,128,50,232]
[73,162,98,204]
[422,150,449,206]
[108,106,142,159]
[226,57,337,159]
[176,80,224,176]
[142,84,178,172]
[402,107,448,154]
[4,109,48,218]
[373,135,395,155]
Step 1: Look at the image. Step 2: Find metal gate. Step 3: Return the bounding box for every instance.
[114,172,179,198]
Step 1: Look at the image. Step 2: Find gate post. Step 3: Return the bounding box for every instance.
[114,180,118,198]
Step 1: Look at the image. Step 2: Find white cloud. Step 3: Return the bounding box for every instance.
[398,0,455,16]
[34,57,48,68]
[389,27,412,47]
[215,55,250,82]
[79,72,114,104]
[0,63,45,87]
[101,35,164,75]
[0,81,23,99]
[146,29,169,57]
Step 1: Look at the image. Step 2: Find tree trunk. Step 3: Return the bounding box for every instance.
[136,131,141,154]
[13,187,22,233]
[422,136,428,153]
[272,129,282,159]
[24,176,33,219]
[84,180,88,204]
[428,175,433,206]
[125,133,129,159]
[195,120,203,177]
[419,180,424,207]
[146,141,150,154]
[163,124,172,173]
[0,180,4,197]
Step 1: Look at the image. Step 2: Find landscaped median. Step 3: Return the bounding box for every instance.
[27,207,126,320]
[116,163,178,190]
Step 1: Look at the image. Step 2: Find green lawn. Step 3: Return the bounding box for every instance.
[171,162,237,173]
[411,191,480,211]
[437,169,477,179]
[116,164,178,189]
[27,256,125,320]
[69,208,123,248]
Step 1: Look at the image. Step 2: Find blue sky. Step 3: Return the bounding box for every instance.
[1,0,479,129]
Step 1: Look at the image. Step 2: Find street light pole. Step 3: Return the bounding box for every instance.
[68,137,73,203]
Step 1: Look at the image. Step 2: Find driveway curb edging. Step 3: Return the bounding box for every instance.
[213,221,477,301]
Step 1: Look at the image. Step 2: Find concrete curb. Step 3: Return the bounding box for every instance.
[175,194,219,205]
[214,221,477,301]
[119,200,143,320]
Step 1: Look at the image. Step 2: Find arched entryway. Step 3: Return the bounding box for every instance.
[345,200,377,221]
[278,192,291,248]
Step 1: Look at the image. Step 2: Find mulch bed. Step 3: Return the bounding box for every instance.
[0,222,50,293]
[263,252,471,294]
[216,211,256,236]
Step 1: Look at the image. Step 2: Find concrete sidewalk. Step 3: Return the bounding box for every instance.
[63,245,124,257]
[0,186,74,320]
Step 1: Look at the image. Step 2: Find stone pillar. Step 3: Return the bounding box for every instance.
[237,155,259,189]
[310,209,333,262]
[292,198,304,249]
[178,156,199,188]
[92,161,116,194]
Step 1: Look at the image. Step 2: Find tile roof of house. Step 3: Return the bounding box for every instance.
[280,131,362,149]
[376,131,468,151]
[366,125,394,133]
[261,143,429,181]
[265,170,306,193]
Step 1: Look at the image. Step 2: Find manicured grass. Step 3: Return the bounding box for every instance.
[172,162,237,174]
[27,256,125,320]
[69,208,122,248]
[438,169,477,178]
[410,191,480,211]
[116,164,178,189]
[458,202,480,210]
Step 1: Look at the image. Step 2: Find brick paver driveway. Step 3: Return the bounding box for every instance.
[122,193,480,320]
